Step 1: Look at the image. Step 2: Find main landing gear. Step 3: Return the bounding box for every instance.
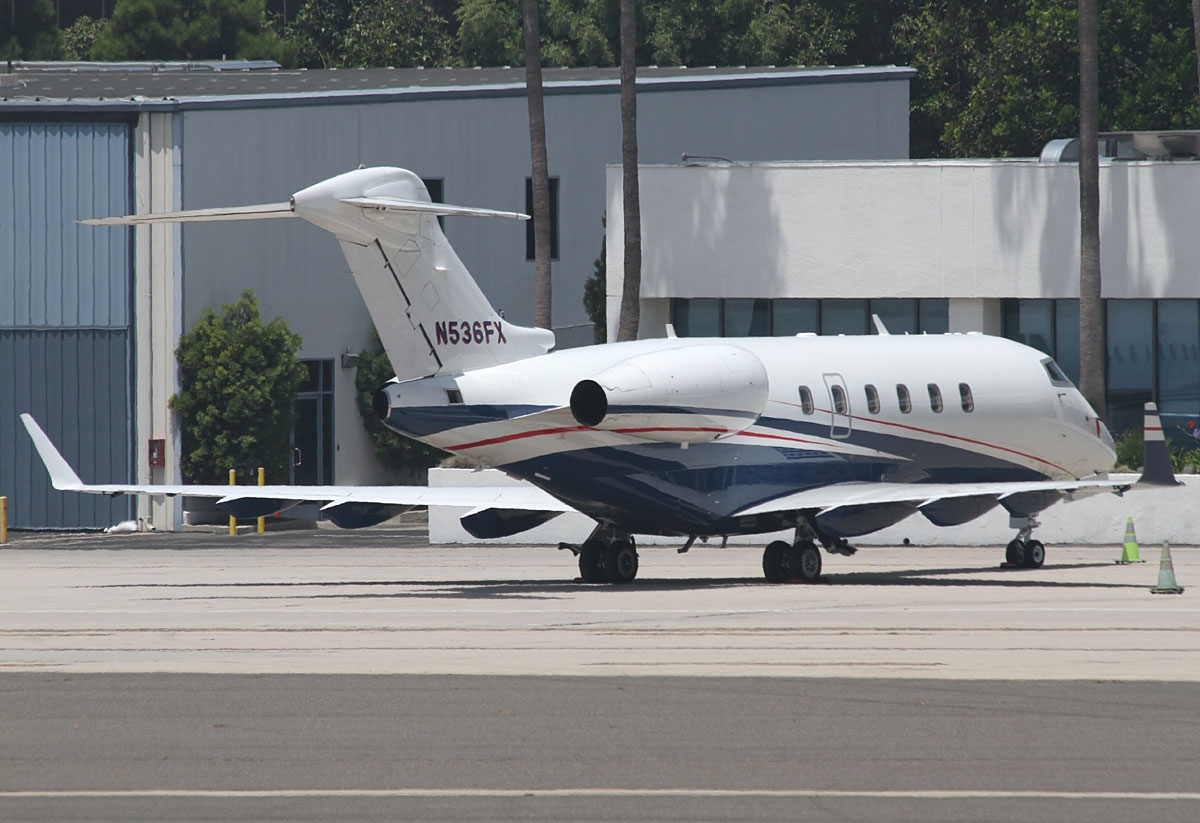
[560,526,639,584]
[1004,515,1046,568]
[761,519,839,583]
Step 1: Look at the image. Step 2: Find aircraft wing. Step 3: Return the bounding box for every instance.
[733,476,1133,518]
[20,414,572,522]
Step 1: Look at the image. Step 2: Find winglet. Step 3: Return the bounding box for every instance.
[1137,402,1181,487]
[19,414,85,490]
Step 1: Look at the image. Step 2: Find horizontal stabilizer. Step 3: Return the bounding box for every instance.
[339,196,528,221]
[81,202,295,226]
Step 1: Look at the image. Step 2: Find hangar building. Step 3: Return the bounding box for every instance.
[1,61,913,529]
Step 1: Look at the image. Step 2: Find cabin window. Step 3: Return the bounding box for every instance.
[896,384,912,413]
[831,385,848,415]
[928,383,943,412]
[446,389,464,405]
[798,386,814,415]
[865,384,880,414]
[959,383,974,412]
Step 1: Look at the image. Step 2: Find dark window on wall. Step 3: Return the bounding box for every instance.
[525,177,559,260]
[821,299,869,335]
[422,177,444,229]
[773,299,819,335]
[1157,300,1200,420]
[1107,300,1155,435]
[870,299,918,334]
[723,299,770,336]
[672,298,721,337]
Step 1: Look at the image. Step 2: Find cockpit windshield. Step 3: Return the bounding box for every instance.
[1042,358,1072,387]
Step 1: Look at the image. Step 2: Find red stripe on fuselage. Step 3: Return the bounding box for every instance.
[445,407,1069,475]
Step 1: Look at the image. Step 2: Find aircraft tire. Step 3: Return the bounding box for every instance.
[604,540,639,584]
[1023,540,1046,568]
[1005,539,1023,565]
[762,541,791,583]
[579,541,606,583]
[788,542,822,582]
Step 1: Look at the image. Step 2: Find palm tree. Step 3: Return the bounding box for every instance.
[523,0,552,330]
[1077,0,1105,417]
[616,0,641,342]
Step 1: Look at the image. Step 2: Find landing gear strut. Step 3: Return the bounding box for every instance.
[561,526,639,584]
[1004,515,1046,568]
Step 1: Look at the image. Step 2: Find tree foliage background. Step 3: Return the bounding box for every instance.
[354,327,445,478]
[169,291,307,484]
[30,0,1200,159]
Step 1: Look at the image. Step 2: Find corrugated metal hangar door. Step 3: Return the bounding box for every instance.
[0,121,135,529]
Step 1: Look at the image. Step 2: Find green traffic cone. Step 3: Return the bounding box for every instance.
[1150,541,1184,594]
[1117,517,1145,564]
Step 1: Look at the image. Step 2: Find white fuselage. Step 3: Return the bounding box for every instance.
[379,333,1114,537]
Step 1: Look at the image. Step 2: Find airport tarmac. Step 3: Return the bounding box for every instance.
[1,526,1197,679]
[0,526,1197,822]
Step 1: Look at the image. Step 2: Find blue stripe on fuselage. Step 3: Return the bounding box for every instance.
[385,404,551,438]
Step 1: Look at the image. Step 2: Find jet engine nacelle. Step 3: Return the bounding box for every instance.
[569,344,769,443]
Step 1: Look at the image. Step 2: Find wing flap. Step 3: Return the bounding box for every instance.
[736,477,1134,518]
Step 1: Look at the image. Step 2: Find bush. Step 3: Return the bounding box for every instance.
[169,290,306,484]
[354,327,444,478]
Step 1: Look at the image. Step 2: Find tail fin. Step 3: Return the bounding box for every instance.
[1138,402,1182,487]
[85,166,554,380]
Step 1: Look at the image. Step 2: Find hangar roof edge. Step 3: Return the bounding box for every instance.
[0,64,914,114]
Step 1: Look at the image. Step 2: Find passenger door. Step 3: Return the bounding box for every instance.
[823,373,852,439]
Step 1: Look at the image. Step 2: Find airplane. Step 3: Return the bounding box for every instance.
[21,165,1180,585]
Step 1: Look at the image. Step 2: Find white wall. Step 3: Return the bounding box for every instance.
[608,160,1200,339]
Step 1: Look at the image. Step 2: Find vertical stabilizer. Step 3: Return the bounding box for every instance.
[290,168,555,379]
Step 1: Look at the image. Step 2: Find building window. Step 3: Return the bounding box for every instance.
[422,177,444,228]
[669,297,949,338]
[525,176,559,260]
[865,384,880,414]
[723,299,770,336]
[928,383,943,412]
[672,298,720,337]
[959,383,974,412]
[292,359,334,485]
[897,384,912,413]
[798,386,814,415]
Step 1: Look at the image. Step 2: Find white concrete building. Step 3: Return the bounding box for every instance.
[608,140,1200,435]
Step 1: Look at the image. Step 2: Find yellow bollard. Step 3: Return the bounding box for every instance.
[1,496,7,544]
[228,468,237,536]
[257,467,265,534]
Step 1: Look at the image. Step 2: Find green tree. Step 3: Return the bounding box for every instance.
[456,0,522,66]
[61,15,111,60]
[169,291,306,484]
[92,0,288,61]
[354,327,443,476]
[583,218,607,343]
[1,0,60,59]
[293,0,454,67]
